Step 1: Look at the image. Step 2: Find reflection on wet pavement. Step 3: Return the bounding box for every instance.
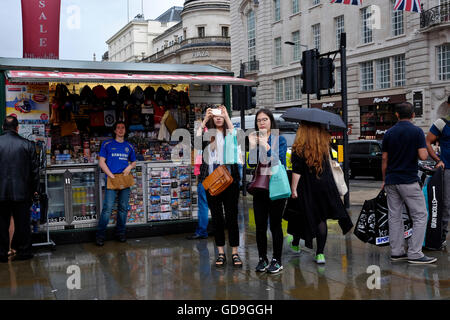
[0,197,448,300]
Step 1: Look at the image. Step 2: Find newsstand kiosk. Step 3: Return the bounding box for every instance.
[0,57,255,245]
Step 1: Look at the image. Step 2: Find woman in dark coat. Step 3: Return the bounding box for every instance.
[288,122,353,264]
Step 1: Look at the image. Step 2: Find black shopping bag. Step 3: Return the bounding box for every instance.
[423,167,445,250]
[354,190,413,246]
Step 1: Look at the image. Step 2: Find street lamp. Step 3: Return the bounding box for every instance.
[285,41,310,108]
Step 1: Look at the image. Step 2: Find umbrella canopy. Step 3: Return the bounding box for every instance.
[281,107,346,129]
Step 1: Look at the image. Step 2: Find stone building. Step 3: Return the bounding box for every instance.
[230,0,450,139]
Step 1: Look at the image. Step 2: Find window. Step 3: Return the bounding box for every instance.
[274,0,281,21]
[198,27,205,38]
[438,44,450,80]
[274,37,282,66]
[361,7,373,44]
[335,15,345,49]
[292,31,301,61]
[293,0,299,14]
[294,75,302,100]
[313,0,320,5]
[391,0,404,36]
[284,78,293,101]
[312,24,320,52]
[275,79,283,102]
[393,54,406,87]
[222,26,229,37]
[247,11,256,63]
[376,58,390,89]
[361,61,374,91]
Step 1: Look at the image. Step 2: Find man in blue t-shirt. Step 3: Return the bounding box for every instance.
[96,121,136,246]
[426,95,450,246]
[382,102,436,264]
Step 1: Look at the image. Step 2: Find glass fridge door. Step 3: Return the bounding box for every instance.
[70,169,98,228]
[46,171,68,229]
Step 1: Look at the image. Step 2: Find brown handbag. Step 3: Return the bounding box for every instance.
[202,165,233,196]
[246,163,271,195]
[107,173,135,190]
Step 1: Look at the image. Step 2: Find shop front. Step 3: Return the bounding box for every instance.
[359,94,406,140]
[0,57,254,244]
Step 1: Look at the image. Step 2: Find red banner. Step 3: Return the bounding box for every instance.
[21,0,61,59]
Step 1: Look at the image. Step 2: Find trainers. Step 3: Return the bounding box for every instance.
[267,259,283,274]
[255,258,269,272]
[287,235,300,253]
[390,254,408,262]
[315,254,326,264]
[408,255,437,264]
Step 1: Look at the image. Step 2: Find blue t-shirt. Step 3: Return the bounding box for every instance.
[99,139,137,174]
[429,118,450,168]
[382,121,426,185]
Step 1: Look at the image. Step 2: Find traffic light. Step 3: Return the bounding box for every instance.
[246,86,257,109]
[300,49,319,95]
[232,85,246,110]
[319,57,335,90]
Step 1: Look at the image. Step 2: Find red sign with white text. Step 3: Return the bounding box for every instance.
[21,0,61,59]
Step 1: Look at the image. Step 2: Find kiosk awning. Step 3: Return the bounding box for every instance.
[5,70,256,86]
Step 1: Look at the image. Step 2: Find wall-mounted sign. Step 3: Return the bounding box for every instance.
[413,91,423,117]
[192,51,210,58]
[373,97,390,104]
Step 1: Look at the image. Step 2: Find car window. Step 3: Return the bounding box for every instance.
[349,143,370,154]
[281,132,296,148]
[370,143,381,154]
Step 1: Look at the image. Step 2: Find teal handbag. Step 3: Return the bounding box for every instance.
[269,160,291,200]
[224,129,239,164]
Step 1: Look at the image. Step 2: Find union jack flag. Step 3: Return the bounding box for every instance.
[393,0,422,13]
[330,0,363,5]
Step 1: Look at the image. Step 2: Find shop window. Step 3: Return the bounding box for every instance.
[360,104,397,139]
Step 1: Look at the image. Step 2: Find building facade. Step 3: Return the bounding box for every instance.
[230,0,450,139]
[143,0,231,71]
[106,8,183,63]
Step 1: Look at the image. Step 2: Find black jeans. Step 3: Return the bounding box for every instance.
[0,201,32,258]
[253,191,286,262]
[206,182,240,248]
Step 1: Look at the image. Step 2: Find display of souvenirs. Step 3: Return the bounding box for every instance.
[147,165,191,222]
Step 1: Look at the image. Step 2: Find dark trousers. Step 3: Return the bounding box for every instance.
[206,182,240,247]
[253,191,286,262]
[0,201,32,259]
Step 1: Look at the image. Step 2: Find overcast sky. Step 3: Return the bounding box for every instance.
[0,0,185,61]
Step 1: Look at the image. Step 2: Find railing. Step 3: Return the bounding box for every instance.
[420,4,450,29]
[143,36,230,63]
[244,60,259,73]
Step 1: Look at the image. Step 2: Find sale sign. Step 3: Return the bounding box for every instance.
[21,0,61,59]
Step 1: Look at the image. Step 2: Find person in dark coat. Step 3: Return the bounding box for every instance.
[288,121,353,264]
[0,116,40,262]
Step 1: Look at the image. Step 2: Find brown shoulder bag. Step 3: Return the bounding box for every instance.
[202,165,233,196]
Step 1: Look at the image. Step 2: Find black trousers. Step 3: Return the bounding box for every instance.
[206,182,240,248]
[0,201,32,259]
[253,191,286,262]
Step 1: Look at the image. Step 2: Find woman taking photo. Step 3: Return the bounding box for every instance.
[249,109,287,274]
[196,105,242,267]
[289,121,352,264]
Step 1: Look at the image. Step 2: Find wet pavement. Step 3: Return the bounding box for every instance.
[1,179,449,300]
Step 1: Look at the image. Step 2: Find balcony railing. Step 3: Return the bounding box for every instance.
[244,60,259,73]
[179,36,230,47]
[420,4,450,29]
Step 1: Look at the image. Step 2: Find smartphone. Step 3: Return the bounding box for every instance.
[212,109,222,116]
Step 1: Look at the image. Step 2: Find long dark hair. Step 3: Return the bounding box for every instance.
[254,108,278,131]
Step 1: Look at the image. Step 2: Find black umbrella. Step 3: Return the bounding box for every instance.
[281,107,346,129]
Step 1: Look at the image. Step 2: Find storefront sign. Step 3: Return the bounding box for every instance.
[21,0,61,59]
[373,97,390,104]
[322,103,335,108]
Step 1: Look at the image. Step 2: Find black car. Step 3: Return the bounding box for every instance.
[348,140,383,180]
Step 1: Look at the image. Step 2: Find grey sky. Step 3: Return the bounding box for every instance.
[0,0,185,61]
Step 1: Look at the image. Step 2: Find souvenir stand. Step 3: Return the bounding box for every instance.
[0,57,255,244]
